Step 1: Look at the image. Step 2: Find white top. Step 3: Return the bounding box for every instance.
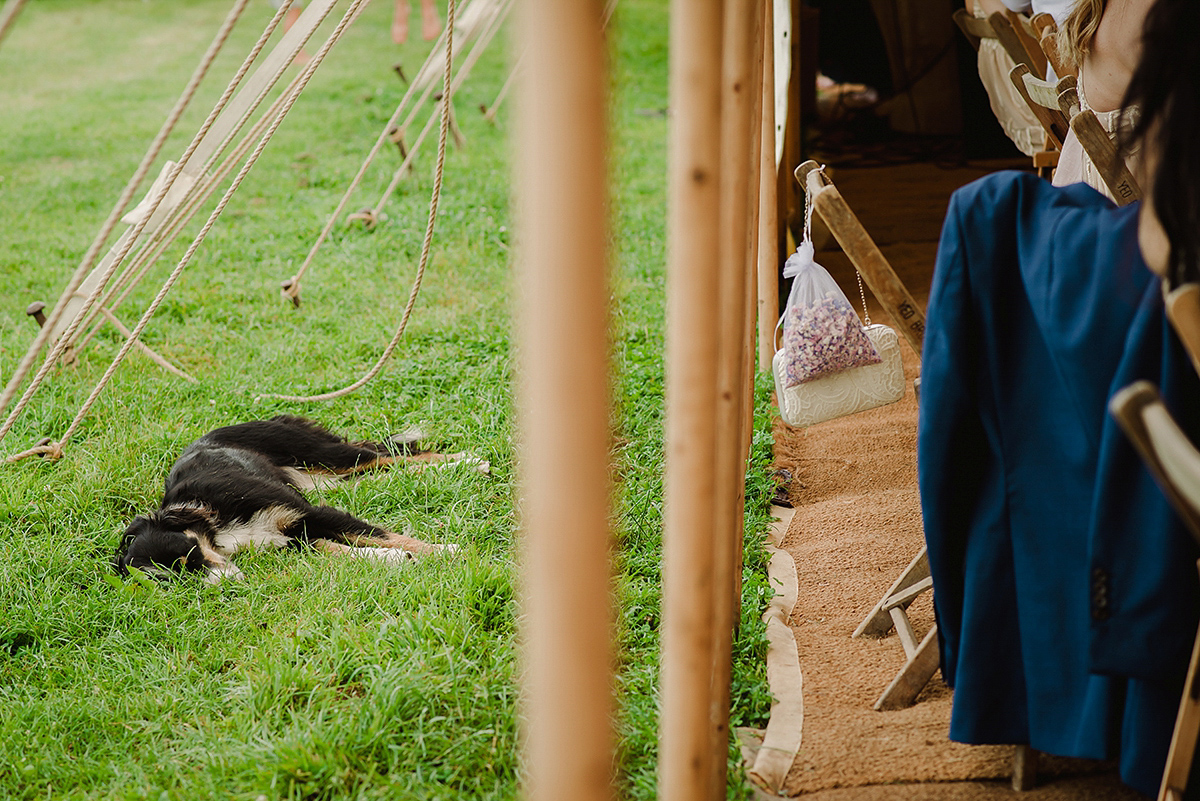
[1001,0,1074,25]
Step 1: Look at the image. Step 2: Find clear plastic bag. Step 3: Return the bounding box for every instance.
[779,240,880,388]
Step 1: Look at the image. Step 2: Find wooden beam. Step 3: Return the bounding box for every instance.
[660,0,724,798]
[513,1,615,799]
[757,0,779,372]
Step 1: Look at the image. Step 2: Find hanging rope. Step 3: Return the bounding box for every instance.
[0,0,256,437]
[263,0,458,403]
[50,0,317,373]
[283,0,494,303]
[365,0,504,222]
[4,0,369,463]
[75,79,299,355]
[280,8,461,304]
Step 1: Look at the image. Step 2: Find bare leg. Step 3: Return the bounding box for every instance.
[420,0,440,41]
[392,0,410,43]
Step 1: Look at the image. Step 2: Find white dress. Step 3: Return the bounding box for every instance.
[972,1,1044,157]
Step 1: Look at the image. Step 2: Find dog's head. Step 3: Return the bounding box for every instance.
[114,502,238,582]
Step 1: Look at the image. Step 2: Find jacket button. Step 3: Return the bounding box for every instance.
[1091,568,1110,620]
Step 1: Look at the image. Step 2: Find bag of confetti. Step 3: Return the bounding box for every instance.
[779,241,880,388]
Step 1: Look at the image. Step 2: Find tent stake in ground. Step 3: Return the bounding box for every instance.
[280,0,511,306]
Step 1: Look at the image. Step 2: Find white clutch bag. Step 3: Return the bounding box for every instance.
[773,323,906,428]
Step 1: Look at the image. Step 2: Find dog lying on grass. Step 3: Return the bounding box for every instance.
[115,416,465,582]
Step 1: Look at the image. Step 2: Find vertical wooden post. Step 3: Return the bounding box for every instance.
[661,1,724,799]
[513,2,614,801]
[757,0,779,372]
[711,0,759,794]
[737,0,769,625]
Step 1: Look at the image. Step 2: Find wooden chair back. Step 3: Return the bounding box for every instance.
[1031,12,1074,79]
[951,7,995,52]
[1009,64,1074,148]
[991,10,1048,79]
[1055,84,1142,205]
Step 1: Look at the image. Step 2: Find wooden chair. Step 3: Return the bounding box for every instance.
[1110,282,1200,801]
[953,9,1059,176]
[1057,85,1143,205]
[1031,12,1074,79]
[992,10,1048,80]
[794,159,1044,789]
[1010,64,1143,204]
[794,160,934,714]
[952,9,1047,80]
[1008,64,1072,180]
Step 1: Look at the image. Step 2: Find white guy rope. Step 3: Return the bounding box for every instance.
[0,0,306,450]
[263,0,458,403]
[76,80,299,354]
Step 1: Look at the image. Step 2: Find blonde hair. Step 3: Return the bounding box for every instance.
[1058,0,1106,72]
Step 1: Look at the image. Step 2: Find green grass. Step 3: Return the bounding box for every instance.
[0,1,775,798]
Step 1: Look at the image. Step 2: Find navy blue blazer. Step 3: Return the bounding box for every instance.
[918,171,1200,796]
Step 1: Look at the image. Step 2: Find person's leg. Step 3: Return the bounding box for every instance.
[420,0,440,41]
[392,0,410,43]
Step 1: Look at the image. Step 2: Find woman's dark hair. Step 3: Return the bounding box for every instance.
[1120,0,1200,286]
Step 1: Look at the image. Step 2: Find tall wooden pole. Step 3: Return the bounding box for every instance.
[737,0,768,634]
[710,0,760,794]
[756,1,779,371]
[661,1,724,799]
[513,2,614,800]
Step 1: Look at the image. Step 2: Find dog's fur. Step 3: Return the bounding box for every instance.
[115,416,458,582]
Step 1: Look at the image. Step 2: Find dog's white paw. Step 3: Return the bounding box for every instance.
[429,453,491,475]
[350,546,416,564]
[203,563,246,583]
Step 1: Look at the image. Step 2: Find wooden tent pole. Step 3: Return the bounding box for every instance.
[711,0,759,794]
[0,0,28,49]
[660,1,724,799]
[513,1,615,800]
[736,0,768,642]
[756,0,779,371]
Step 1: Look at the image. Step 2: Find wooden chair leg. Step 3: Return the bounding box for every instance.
[874,625,939,711]
[855,547,930,638]
[1159,562,1200,801]
[1012,744,1039,791]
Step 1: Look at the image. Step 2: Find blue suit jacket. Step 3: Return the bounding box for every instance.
[918,172,1200,795]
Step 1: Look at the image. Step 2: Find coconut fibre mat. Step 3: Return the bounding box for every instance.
[770,343,1138,797]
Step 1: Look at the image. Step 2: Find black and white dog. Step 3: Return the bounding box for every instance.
[115,416,463,582]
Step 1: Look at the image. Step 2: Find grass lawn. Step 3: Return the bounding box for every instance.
[0,1,775,798]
